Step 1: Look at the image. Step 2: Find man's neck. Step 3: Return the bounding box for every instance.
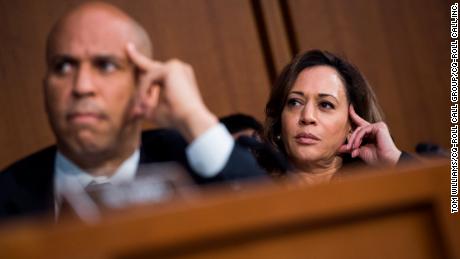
[59,142,139,178]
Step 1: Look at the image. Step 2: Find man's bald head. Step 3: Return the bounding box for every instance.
[43,2,155,168]
[46,1,152,63]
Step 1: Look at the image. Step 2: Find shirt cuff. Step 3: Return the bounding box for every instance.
[186,123,235,178]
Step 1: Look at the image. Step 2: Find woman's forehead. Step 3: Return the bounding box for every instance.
[290,66,346,99]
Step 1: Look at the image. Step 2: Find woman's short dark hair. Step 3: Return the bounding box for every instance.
[264,50,383,153]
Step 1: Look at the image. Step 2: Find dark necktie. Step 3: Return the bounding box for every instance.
[85,180,112,193]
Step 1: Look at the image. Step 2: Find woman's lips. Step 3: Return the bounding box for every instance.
[295,133,320,144]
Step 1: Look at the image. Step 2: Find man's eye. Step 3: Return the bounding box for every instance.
[95,59,118,73]
[53,61,73,75]
[319,101,334,109]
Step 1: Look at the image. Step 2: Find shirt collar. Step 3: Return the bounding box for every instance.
[54,149,140,195]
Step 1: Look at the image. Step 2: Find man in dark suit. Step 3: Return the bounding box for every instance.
[0,2,266,221]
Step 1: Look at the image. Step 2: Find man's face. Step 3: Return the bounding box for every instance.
[44,12,139,158]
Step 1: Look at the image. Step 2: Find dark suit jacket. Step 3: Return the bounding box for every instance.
[0,129,267,221]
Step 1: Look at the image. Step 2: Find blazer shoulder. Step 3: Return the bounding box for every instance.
[0,146,57,182]
[0,146,56,220]
[140,129,188,163]
[141,128,187,144]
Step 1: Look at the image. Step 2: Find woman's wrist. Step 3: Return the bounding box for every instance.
[385,149,402,166]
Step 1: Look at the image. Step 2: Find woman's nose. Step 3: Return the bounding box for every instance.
[299,104,317,125]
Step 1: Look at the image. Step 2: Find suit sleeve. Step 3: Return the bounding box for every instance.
[185,123,268,182]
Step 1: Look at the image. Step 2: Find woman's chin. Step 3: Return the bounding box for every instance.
[290,148,340,166]
[291,151,322,165]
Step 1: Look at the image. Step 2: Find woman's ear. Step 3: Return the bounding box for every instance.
[346,129,352,144]
[345,103,354,143]
[344,120,353,144]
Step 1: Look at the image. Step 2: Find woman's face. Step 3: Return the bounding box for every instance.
[281,66,351,168]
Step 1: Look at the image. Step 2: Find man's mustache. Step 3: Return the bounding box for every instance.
[66,101,108,119]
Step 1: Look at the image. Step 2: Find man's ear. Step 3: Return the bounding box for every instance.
[131,83,160,120]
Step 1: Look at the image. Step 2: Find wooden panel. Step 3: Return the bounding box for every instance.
[275,0,450,151]
[0,1,56,170]
[0,163,457,258]
[161,209,441,259]
[254,0,293,78]
[0,0,270,169]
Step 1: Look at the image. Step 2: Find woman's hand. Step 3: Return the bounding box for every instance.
[338,105,401,166]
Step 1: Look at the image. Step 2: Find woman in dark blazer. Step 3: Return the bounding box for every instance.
[263,50,411,185]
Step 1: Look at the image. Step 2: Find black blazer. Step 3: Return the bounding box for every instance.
[0,129,267,221]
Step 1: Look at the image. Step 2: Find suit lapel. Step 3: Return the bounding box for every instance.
[9,146,56,217]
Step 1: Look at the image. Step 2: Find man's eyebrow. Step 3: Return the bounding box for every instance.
[50,54,126,60]
[92,54,123,60]
[48,54,78,65]
[92,55,130,64]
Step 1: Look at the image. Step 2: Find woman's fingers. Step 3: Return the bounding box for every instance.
[347,125,364,150]
[338,144,350,153]
[349,105,370,127]
[351,148,359,158]
[344,119,401,164]
[346,124,379,159]
[350,125,375,150]
[346,106,374,152]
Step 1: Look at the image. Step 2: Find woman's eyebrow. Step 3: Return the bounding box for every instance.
[318,93,339,102]
[290,91,304,96]
[290,91,339,102]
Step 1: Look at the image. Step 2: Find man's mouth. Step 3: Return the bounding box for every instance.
[67,113,103,124]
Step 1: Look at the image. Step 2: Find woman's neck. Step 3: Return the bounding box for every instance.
[292,156,343,185]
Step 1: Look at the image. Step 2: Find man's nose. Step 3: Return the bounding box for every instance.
[299,103,317,126]
[72,64,96,98]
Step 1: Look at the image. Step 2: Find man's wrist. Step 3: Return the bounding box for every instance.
[186,123,235,177]
[177,106,218,142]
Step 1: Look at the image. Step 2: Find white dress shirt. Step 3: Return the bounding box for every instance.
[54,123,234,216]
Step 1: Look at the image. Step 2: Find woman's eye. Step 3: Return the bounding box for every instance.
[319,101,334,109]
[287,98,302,107]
